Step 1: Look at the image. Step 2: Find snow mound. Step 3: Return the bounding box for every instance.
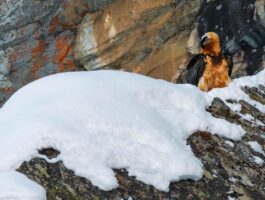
[0,70,264,191]
[0,172,46,200]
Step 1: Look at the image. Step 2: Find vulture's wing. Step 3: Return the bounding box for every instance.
[187,54,205,86]
[224,53,233,76]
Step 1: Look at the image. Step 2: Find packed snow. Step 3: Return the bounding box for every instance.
[253,156,264,165]
[0,69,264,192]
[225,140,235,148]
[248,141,265,156]
[227,196,236,200]
[0,172,46,200]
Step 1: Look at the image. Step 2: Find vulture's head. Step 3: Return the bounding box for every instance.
[200,32,221,56]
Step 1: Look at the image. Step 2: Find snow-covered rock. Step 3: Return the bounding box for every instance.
[0,70,264,192]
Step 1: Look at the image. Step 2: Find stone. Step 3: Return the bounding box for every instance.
[0,1,265,198]
[0,0,115,106]
[1,0,265,105]
[74,0,201,82]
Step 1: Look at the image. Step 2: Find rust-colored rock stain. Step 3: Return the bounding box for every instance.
[54,35,73,63]
[31,41,46,57]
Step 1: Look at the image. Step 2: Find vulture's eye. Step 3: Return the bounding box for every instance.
[200,35,209,47]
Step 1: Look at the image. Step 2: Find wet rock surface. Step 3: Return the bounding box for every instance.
[17,85,265,200]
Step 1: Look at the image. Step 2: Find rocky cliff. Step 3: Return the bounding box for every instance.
[1,0,265,104]
[0,0,265,199]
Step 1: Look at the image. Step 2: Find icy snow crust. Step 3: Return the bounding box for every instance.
[248,141,265,156]
[0,70,264,191]
[0,172,46,200]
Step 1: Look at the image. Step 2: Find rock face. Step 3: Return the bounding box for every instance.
[1,0,265,105]
[17,85,265,200]
[1,1,265,199]
[74,0,200,82]
[74,0,265,83]
[0,0,112,105]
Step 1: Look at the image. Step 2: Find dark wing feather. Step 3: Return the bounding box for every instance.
[187,54,205,86]
[224,53,233,76]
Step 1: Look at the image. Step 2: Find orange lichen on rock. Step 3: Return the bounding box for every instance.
[58,60,76,72]
[30,40,49,79]
[31,40,46,57]
[53,34,77,72]
[54,35,73,64]
[49,16,61,33]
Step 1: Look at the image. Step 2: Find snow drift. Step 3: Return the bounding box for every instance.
[0,172,46,200]
[0,70,264,192]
